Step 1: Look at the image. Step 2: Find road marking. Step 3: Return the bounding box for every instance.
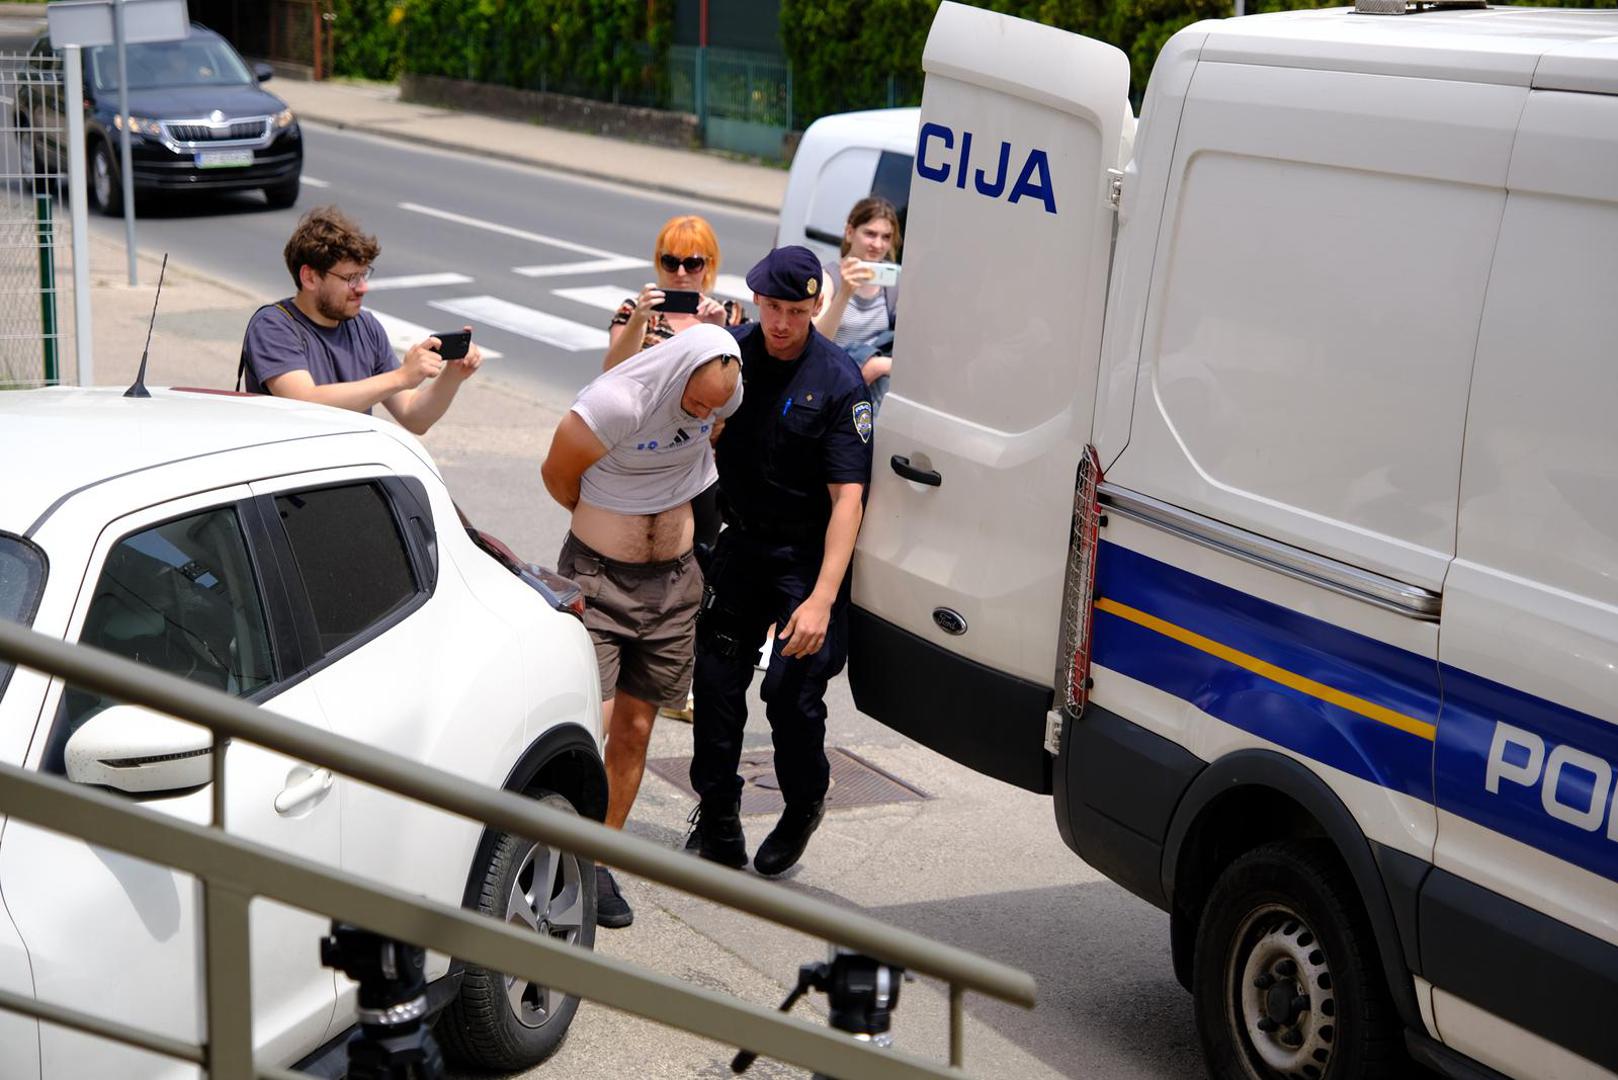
[399,202,635,261]
[713,273,753,302]
[367,308,503,360]
[552,285,634,314]
[365,272,473,291]
[300,176,330,188]
[513,256,648,278]
[429,296,608,352]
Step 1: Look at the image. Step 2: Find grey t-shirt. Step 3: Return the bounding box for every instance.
[571,324,743,515]
[240,300,398,409]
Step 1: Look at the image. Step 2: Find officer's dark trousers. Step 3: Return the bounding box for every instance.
[690,527,848,809]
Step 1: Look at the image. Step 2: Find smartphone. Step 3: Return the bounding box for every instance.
[861,261,901,287]
[655,289,701,315]
[431,329,471,360]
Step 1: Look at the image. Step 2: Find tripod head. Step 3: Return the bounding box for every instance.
[732,948,905,1075]
[320,923,445,1080]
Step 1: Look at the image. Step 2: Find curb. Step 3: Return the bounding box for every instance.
[299,112,784,218]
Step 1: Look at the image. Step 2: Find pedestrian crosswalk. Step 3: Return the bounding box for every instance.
[429,295,611,352]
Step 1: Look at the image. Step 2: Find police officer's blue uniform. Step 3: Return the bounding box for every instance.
[688,247,874,876]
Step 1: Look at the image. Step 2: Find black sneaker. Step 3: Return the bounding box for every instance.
[753,801,825,877]
[595,865,633,929]
[684,801,748,869]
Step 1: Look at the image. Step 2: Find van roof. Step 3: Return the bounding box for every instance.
[1202,7,1618,94]
[800,107,921,156]
[0,387,380,535]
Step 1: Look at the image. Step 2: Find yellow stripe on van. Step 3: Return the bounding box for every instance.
[1094,597,1438,742]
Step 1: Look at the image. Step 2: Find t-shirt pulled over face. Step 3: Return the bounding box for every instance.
[571,324,744,515]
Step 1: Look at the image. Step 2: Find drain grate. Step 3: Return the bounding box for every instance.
[646,747,931,816]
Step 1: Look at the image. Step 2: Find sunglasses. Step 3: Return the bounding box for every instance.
[659,253,708,274]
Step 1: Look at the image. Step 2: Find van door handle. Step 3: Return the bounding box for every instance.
[274,768,334,815]
[890,455,941,487]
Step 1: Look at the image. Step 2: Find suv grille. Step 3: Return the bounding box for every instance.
[165,118,269,143]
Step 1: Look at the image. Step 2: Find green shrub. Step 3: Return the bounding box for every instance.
[332,0,407,80]
[396,0,673,105]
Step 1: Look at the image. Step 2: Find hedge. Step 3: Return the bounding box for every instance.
[331,0,407,80]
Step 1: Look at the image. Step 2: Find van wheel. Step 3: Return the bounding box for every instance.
[436,790,596,1070]
[1192,842,1402,1080]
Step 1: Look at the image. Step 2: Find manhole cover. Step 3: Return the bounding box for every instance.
[646,747,931,816]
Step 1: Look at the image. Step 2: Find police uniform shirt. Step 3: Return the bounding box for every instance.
[718,323,874,534]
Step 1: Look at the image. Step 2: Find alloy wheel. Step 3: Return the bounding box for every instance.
[502,840,587,1029]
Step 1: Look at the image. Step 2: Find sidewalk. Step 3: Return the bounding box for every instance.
[271,79,788,216]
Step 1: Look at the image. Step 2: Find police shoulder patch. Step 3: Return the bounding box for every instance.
[852,401,874,444]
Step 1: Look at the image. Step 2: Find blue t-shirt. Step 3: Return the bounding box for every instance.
[240,300,397,409]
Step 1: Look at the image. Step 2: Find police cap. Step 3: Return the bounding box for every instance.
[744,245,823,303]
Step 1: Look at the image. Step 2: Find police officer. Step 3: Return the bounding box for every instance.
[686,246,875,876]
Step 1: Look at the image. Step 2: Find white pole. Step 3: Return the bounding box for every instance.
[65,45,93,386]
[112,0,137,286]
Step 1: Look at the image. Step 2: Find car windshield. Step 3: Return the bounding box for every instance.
[0,534,47,701]
[89,36,252,93]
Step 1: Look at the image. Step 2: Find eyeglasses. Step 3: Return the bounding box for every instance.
[324,266,373,289]
[659,253,708,274]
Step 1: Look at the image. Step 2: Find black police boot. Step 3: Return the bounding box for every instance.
[684,799,748,869]
[753,801,825,877]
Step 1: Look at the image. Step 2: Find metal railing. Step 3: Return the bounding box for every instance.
[0,617,1036,1078]
[0,53,69,388]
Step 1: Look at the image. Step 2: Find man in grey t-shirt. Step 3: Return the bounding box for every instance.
[240,206,482,434]
[540,324,742,929]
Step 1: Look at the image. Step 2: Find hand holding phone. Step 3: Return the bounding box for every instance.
[431,329,472,361]
[654,289,701,315]
[859,261,901,287]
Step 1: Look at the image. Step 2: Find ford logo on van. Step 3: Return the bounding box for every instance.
[932,607,968,635]
[915,122,1058,215]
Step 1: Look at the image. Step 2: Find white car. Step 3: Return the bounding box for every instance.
[0,387,605,1078]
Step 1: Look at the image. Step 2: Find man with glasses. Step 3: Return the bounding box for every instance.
[239,205,482,435]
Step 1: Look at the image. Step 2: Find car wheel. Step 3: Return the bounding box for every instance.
[1192,841,1403,1080]
[436,790,596,1070]
[264,177,299,210]
[90,140,121,216]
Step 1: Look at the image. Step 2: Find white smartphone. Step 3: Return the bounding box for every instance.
[860,261,901,287]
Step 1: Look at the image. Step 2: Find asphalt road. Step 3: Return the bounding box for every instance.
[86,121,779,401]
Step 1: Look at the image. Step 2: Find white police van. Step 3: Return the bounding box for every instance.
[845,4,1618,1079]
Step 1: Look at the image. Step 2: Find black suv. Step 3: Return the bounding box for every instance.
[22,24,302,213]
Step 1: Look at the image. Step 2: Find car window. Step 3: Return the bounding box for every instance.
[871,150,913,257]
[275,483,418,655]
[45,507,274,774]
[89,36,252,93]
[0,534,48,703]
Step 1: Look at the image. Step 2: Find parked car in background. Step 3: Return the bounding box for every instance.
[19,23,303,213]
[0,387,605,1078]
[776,107,918,266]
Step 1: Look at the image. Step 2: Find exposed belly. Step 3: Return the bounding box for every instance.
[571,500,694,563]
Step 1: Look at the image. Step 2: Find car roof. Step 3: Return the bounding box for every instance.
[801,108,921,156]
[0,387,382,536]
[1202,7,1618,94]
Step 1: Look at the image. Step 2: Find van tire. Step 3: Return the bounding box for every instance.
[1192,841,1403,1080]
[436,790,596,1070]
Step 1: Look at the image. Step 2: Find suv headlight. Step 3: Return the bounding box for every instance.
[275,108,295,129]
[113,114,162,137]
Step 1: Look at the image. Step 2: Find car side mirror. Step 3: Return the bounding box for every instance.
[254,62,274,83]
[64,705,214,796]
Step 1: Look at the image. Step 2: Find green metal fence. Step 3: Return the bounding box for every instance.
[670,45,793,159]
[0,617,1037,1078]
[0,53,67,388]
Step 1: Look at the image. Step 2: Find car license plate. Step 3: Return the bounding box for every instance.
[195,149,253,169]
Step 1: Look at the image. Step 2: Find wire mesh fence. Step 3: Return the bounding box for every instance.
[0,51,69,389]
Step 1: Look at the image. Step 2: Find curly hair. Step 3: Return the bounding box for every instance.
[283,206,381,289]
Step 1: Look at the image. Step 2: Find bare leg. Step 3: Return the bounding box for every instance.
[603,690,659,830]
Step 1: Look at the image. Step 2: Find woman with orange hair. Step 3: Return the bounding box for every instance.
[603,214,747,371]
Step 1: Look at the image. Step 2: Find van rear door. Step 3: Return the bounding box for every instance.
[848,2,1130,792]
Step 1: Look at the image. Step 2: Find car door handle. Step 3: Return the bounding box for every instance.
[274,768,334,815]
[890,455,941,487]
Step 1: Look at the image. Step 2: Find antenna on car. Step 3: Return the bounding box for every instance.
[123,254,168,399]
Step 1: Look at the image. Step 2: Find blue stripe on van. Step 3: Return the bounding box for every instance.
[1092,540,1618,886]
[1437,667,1618,885]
